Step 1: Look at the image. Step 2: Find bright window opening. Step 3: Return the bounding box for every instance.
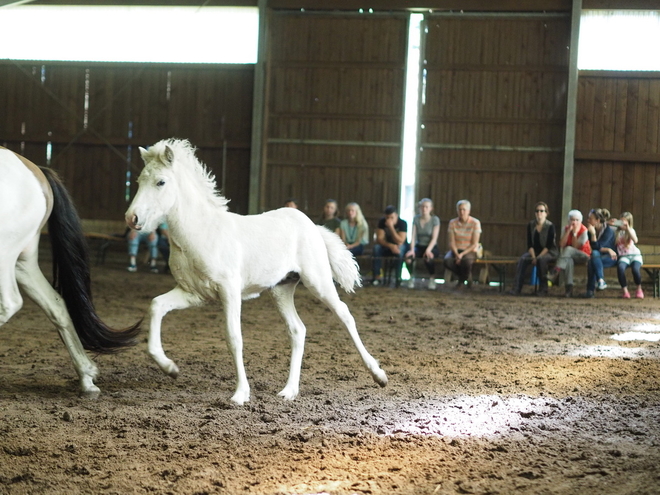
[0,5,258,64]
[578,10,660,71]
[399,13,424,233]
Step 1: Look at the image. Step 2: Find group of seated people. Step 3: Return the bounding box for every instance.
[510,204,644,299]
[287,197,482,291]
[293,197,644,299]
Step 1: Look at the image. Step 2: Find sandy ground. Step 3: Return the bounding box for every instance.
[1,246,660,495]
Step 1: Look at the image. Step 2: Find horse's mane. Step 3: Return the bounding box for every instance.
[148,138,229,212]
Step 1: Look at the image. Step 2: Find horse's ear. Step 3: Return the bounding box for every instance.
[164,145,175,166]
[138,147,149,160]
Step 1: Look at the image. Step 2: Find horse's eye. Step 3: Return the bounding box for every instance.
[156,180,165,187]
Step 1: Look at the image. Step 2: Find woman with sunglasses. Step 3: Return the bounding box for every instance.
[510,202,558,296]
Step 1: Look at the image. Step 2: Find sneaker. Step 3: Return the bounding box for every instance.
[372,278,382,287]
[636,287,644,299]
[150,266,159,274]
[407,278,415,289]
[565,285,573,298]
[127,265,137,272]
[427,279,436,290]
[622,288,631,299]
[597,279,607,291]
[583,290,595,298]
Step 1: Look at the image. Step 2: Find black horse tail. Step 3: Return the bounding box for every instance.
[40,167,142,353]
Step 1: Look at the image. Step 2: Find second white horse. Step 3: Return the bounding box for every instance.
[125,138,387,405]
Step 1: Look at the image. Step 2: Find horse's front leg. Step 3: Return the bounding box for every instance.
[222,290,249,405]
[149,286,203,378]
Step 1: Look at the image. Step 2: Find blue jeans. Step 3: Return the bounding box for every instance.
[372,243,409,281]
[127,231,159,259]
[618,261,642,288]
[348,244,365,257]
[587,250,617,291]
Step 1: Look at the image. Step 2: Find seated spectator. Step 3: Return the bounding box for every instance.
[405,198,441,290]
[127,225,161,273]
[317,199,341,235]
[584,208,616,298]
[372,205,409,286]
[549,209,591,297]
[615,212,644,299]
[444,199,482,288]
[339,202,369,257]
[511,202,558,296]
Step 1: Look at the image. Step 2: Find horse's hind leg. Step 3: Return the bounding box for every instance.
[148,286,203,379]
[271,282,306,401]
[15,246,100,396]
[0,261,23,327]
[303,276,388,388]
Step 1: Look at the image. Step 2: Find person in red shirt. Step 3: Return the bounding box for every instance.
[549,209,591,297]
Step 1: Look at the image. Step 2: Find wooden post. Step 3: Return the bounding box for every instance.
[249,0,268,214]
[562,0,582,224]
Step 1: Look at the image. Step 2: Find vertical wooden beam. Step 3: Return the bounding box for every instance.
[249,0,268,214]
[561,0,581,223]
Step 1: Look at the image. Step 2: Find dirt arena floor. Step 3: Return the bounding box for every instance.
[2,246,660,495]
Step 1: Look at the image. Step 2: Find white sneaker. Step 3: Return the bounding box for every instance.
[407,278,415,289]
[597,279,607,291]
[427,279,436,290]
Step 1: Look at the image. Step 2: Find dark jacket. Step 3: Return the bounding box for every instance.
[527,220,558,257]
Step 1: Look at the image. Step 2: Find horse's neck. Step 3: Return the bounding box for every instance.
[168,195,219,252]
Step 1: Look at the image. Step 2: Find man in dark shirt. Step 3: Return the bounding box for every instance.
[372,205,409,286]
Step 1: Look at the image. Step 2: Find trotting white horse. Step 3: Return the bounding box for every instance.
[125,138,387,405]
[0,147,141,396]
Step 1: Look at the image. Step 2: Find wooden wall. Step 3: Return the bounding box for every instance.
[0,62,253,220]
[574,72,660,242]
[264,12,408,226]
[418,14,570,256]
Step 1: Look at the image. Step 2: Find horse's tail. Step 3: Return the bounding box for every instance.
[41,167,141,353]
[317,226,362,293]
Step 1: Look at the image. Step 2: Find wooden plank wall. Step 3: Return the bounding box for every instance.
[574,72,660,243]
[419,14,570,256]
[0,62,253,220]
[264,12,408,226]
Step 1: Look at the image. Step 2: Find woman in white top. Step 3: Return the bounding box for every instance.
[615,212,644,299]
[405,198,441,289]
[339,202,369,256]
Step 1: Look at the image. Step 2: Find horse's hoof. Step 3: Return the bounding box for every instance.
[277,387,299,401]
[166,364,179,379]
[79,386,101,399]
[230,391,250,406]
[373,369,388,388]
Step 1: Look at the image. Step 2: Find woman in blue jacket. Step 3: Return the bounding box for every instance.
[584,208,617,298]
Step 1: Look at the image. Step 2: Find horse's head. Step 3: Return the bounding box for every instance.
[125,142,178,232]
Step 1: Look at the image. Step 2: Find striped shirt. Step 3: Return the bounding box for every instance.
[448,216,482,251]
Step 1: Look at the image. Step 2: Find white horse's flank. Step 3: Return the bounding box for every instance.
[126,138,387,405]
[0,148,140,395]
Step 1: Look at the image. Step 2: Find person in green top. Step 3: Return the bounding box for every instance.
[317,198,341,235]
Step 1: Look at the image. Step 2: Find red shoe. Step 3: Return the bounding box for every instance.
[622,288,631,299]
[636,287,644,299]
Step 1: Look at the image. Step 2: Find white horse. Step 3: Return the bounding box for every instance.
[125,138,387,405]
[0,147,141,396]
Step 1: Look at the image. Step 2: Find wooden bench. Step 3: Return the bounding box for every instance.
[474,257,518,292]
